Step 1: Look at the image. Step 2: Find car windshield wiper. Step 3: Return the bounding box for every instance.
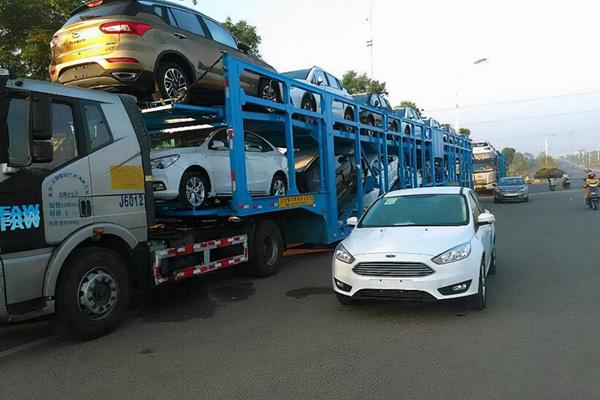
[393,222,416,226]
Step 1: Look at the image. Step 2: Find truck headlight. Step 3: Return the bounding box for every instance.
[151,155,180,169]
[432,242,471,265]
[335,244,355,264]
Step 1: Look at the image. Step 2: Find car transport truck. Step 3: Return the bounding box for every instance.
[472,141,506,191]
[0,55,473,339]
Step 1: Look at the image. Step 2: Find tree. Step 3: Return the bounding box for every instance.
[502,147,516,165]
[341,70,387,95]
[399,100,418,109]
[459,128,471,137]
[0,0,83,80]
[221,17,262,56]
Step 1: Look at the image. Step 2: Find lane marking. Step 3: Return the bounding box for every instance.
[0,336,57,360]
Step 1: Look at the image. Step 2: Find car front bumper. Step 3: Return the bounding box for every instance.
[495,191,528,200]
[151,166,185,201]
[332,253,480,301]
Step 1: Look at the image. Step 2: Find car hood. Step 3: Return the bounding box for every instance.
[150,147,205,160]
[498,185,526,191]
[343,225,474,257]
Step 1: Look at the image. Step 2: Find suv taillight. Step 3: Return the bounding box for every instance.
[100,21,152,36]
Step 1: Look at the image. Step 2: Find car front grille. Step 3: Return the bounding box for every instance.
[354,289,436,301]
[353,262,434,277]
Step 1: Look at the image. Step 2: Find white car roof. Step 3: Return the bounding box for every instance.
[384,187,467,197]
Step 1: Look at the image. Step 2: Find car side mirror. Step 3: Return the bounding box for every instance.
[347,217,358,227]
[238,42,251,54]
[30,95,52,141]
[211,140,227,150]
[477,212,495,226]
[32,141,54,163]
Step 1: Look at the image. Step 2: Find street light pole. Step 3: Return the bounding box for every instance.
[455,58,489,132]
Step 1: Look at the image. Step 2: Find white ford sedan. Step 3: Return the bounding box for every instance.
[151,128,288,208]
[333,187,496,309]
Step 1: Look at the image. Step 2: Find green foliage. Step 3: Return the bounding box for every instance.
[501,147,516,165]
[537,153,559,169]
[221,17,262,56]
[534,168,565,179]
[0,0,83,80]
[459,128,471,137]
[342,70,387,95]
[507,152,536,177]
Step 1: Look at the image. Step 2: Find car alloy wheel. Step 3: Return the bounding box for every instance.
[163,68,188,101]
[301,96,317,124]
[270,175,287,196]
[185,176,206,208]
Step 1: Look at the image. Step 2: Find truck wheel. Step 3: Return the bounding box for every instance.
[53,248,130,340]
[248,221,284,277]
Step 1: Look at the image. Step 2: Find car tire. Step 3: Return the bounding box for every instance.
[53,247,130,340]
[300,94,317,123]
[258,79,281,112]
[366,115,376,136]
[469,261,487,310]
[179,170,209,209]
[270,173,288,196]
[488,246,497,275]
[248,220,284,277]
[343,107,355,132]
[336,292,354,305]
[156,61,191,103]
[391,121,399,132]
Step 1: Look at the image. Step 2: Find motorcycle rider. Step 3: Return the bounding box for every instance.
[583,172,600,204]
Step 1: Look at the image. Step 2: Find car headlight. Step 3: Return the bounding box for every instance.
[335,243,355,264]
[520,187,527,192]
[432,242,471,265]
[151,155,180,169]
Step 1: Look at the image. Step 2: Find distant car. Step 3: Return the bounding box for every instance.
[50,0,279,104]
[393,107,421,120]
[333,187,496,309]
[151,128,288,208]
[421,118,442,129]
[494,176,529,203]
[283,67,355,123]
[442,126,457,135]
[352,93,399,132]
[295,145,358,216]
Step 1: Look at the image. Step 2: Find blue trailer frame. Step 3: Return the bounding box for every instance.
[143,55,473,245]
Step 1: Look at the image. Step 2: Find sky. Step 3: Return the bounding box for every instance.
[172,0,600,155]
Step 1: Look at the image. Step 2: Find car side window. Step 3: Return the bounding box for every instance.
[202,17,238,48]
[244,134,269,153]
[170,8,206,36]
[82,102,112,151]
[468,192,482,219]
[326,73,340,90]
[208,129,229,150]
[311,70,327,86]
[470,192,485,213]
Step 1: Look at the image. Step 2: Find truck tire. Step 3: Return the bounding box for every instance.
[248,220,284,277]
[53,247,130,340]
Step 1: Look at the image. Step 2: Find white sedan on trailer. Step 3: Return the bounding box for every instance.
[151,127,289,208]
[333,187,496,309]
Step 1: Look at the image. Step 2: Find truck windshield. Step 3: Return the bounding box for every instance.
[359,194,469,227]
[473,161,495,172]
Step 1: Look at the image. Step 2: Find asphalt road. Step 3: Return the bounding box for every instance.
[1,186,599,399]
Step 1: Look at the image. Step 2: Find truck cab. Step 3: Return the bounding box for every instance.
[0,69,152,336]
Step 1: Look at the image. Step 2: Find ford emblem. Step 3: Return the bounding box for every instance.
[72,32,80,38]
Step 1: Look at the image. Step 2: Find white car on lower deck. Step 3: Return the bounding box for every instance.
[333,187,496,309]
[151,127,288,208]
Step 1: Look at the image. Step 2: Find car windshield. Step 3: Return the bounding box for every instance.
[282,69,310,80]
[359,194,469,227]
[500,178,524,186]
[151,129,214,149]
[65,2,135,25]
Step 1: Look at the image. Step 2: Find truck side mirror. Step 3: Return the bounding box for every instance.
[32,141,54,163]
[30,95,52,141]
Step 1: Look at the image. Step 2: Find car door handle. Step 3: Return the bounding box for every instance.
[173,32,187,39]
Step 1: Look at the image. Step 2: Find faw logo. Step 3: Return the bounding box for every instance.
[0,204,41,232]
